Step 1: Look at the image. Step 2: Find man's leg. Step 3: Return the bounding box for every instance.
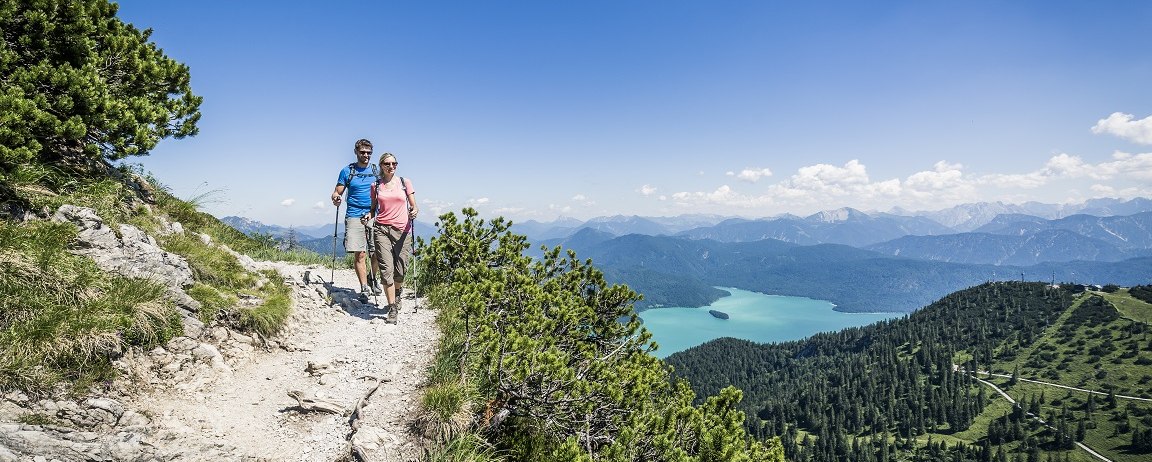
[344,216,371,293]
[354,250,368,289]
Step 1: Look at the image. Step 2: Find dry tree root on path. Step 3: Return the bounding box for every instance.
[343,375,393,462]
[287,390,346,415]
[350,376,391,431]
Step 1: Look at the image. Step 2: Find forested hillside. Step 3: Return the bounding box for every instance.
[667,282,1152,462]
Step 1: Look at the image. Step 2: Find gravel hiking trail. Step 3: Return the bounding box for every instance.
[126,262,439,461]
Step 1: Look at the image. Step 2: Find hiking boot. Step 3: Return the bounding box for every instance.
[370,281,383,295]
[396,286,404,300]
[387,303,400,324]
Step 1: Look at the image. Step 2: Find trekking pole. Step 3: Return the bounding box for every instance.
[330,202,341,283]
[411,236,419,313]
[364,218,379,306]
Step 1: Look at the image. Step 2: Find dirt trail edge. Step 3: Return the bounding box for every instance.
[126,261,439,461]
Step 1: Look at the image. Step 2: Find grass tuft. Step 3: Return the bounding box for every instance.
[232,271,292,338]
[423,432,501,462]
[416,380,475,443]
[0,220,180,395]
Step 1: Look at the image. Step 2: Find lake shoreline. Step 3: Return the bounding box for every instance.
[639,287,899,358]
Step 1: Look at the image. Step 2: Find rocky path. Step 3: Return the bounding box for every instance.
[0,261,440,461]
[128,262,439,461]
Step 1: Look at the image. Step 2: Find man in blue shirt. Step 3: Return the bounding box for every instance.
[330,139,381,296]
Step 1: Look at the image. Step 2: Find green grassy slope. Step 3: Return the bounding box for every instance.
[1,168,328,395]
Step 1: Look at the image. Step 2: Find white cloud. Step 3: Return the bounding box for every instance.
[1095,151,1152,180]
[492,207,524,215]
[791,160,870,191]
[465,197,489,206]
[1089,183,1152,199]
[649,150,1152,216]
[423,199,452,216]
[904,161,970,194]
[280,199,296,206]
[571,194,595,206]
[671,185,753,205]
[668,160,956,211]
[1041,153,1088,177]
[312,201,326,210]
[1091,112,1152,144]
[981,172,1046,189]
[727,167,774,182]
[871,178,902,196]
[979,151,1152,189]
[638,184,658,196]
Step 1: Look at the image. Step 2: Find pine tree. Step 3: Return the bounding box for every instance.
[285,227,299,251]
[1,0,201,173]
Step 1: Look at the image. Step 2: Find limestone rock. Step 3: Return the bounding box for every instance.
[118,410,151,427]
[84,397,125,419]
[51,205,202,314]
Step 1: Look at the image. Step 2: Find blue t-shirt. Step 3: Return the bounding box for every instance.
[337,164,377,218]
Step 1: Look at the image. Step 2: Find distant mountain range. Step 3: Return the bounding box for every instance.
[220,197,1152,312]
[866,212,1152,265]
[673,208,954,247]
[220,216,328,240]
[511,197,1152,245]
[897,196,1152,231]
[219,215,437,256]
[510,214,726,241]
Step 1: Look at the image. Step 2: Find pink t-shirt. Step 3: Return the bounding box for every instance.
[372,177,414,231]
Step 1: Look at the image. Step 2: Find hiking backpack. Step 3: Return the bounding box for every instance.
[343,162,379,191]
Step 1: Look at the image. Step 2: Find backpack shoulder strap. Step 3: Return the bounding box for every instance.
[400,177,412,211]
[370,174,381,219]
[343,162,358,189]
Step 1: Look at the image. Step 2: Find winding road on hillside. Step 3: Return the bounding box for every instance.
[979,371,1152,402]
[963,369,1123,462]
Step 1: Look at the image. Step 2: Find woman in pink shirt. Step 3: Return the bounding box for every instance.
[365,152,419,323]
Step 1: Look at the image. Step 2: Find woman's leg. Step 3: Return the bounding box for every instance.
[372,224,398,306]
[391,229,413,302]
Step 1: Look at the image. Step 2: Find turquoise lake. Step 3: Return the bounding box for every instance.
[639,287,900,358]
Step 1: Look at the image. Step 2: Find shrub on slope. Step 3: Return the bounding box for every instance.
[417,208,783,461]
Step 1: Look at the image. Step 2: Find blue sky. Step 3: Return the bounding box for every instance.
[114,1,1152,226]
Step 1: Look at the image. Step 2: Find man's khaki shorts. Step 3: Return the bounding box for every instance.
[344,216,368,252]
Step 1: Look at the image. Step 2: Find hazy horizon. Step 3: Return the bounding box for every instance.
[232,195,1150,230]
